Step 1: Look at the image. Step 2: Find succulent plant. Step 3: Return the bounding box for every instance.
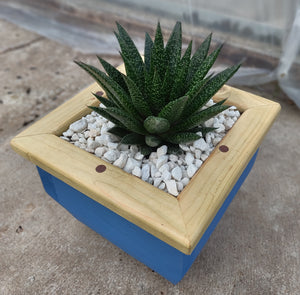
[75,22,240,155]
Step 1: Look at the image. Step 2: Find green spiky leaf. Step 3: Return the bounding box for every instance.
[123,75,152,118]
[158,96,188,123]
[92,92,116,108]
[121,133,145,145]
[97,56,127,92]
[193,64,241,111]
[74,61,138,117]
[160,67,173,103]
[189,44,223,88]
[107,126,129,138]
[150,22,166,80]
[164,132,201,144]
[115,23,144,85]
[88,106,125,128]
[173,100,229,132]
[165,21,182,76]
[140,145,153,156]
[149,70,164,113]
[187,33,212,84]
[103,107,147,135]
[144,32,153,72]
[169,41,192,100]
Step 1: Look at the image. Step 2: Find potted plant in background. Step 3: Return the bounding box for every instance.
[10,22,280,284]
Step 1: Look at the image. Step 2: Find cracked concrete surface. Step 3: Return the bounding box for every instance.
[0,18,300,295]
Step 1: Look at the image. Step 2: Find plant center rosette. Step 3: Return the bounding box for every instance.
[61,21,241,196]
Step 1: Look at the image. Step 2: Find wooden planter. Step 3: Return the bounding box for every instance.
[10,81,280,284]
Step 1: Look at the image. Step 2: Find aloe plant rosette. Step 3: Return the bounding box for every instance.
[75,22,240,155]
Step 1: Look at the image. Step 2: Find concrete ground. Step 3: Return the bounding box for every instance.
[0,18,299,295]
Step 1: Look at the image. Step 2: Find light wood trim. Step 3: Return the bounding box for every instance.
[10,69,280,254]
[11,133,190,252]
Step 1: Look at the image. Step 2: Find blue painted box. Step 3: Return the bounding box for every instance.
[36,149,258,284]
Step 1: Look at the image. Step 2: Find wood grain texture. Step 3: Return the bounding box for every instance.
[10,69,281,254]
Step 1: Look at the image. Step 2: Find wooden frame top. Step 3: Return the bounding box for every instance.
[11,78,280,254]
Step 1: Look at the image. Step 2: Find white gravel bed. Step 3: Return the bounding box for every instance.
[60,99,240,196]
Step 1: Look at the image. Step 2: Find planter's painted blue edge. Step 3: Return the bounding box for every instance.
[37,149,258,284]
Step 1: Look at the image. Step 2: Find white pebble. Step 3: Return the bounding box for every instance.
[157,145,168,157]
[113,153,128,169]
[195,149,202,159]
[95,147,107,157]
[162,170,171,181]
[119,144,129,151]
[200,153,209,161]
[159,163,169,173]
[103,150,119,163]
[141,164,150,181]
[134,152,144,161]
[79,137,86,144]
[89,128,100,137]
[96,134,111,146]
[218,114,225,124]
[156,155,168,169]
[187,164,198,178]
[177,182,183,192]
[226,110,236,117]
[123,158,141,173]
[87,138,100,149]
[100,124,109,134]
[164,180,179,196]
[107,142,118,150]
[71,133,79,141]
[169,154,178,162]
[150,165,158,178]
[130,145,139,154]
[168,162,175,170]
[171,166,182,181]
[195,159,203,168]
[85,147,95,153]
[149,152,157,161]
[206,99,214,107]
[213,137,222,145]
[158,182,166,190]
[181,177,189,186]
[154,171,161,178]
[153,178,162,187]
[205,133,213,145]
[60,136,69,141]
[179,144,190,152]
[147,177,153,184]
[224,118,235,130]
[234,110,240,117]
[86,114,95,122]
[185,152,194,165]
[132,166,142,177]
[205,118,214,127]
[62,129,74,137]
[214,123,225,133]
[69,118,87,133]
[193,138,208,151]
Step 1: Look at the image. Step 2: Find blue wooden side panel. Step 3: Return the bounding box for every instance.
[37,149,258,284]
